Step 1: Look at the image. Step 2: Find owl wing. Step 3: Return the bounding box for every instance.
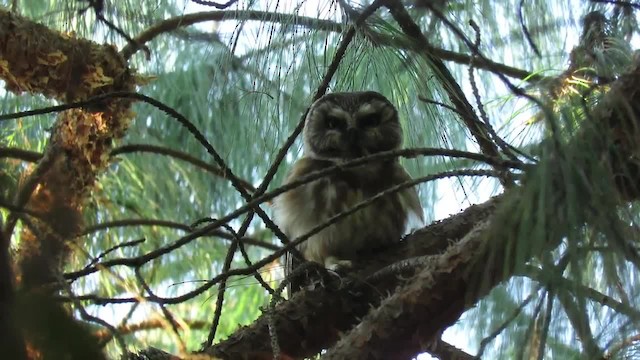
[392,163,424,233]
[273,157,327,294]
[273,157,322,242]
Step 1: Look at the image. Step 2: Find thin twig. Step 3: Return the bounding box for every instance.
[202,219,278,347]
[63,149,508,282]
[475,285,541,358]
[134,268,187,352]
[518,289,547,360]
[82,218,278,250]
[65,169,497,304]
[121,10,342,59]
[536,288,554,360]
[190,0,239,9]
[55,273,128,355]
[0,147,41,162]
[64,145,511,281]
[604,333,640,359]
[2,146,59,240]
[0,90,293,254]
[518,0,541,57]
[467,20,518,185]
[111,144,256,192]
[590,0,640,10]
[202,3,388,347]
[386,2,515,188]
[86,238,145,267]
[415,1,558,136]
[468,20,523,163]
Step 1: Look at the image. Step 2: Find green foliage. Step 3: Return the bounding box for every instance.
[2,0,640,359]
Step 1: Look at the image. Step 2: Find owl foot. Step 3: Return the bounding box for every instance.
[324,256,352,271]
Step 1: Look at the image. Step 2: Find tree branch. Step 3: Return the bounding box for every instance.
[205,196,500,359]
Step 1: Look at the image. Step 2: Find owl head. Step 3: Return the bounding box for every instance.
[302,91,402,161]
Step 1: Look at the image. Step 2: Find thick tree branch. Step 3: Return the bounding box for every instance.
[0,9,136,289]
[319,56,640,359]
[205,196,500,359]
[0,219,26,359]
[0,10,137,358]
[322,219,495,360]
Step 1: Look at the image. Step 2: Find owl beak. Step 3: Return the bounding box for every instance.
[346,127,364,156]
[346,127,359,144]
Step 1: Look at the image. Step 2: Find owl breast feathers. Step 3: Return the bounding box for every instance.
[273,91,423,281]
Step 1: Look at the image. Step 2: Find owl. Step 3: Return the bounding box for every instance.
[273,91,423,292]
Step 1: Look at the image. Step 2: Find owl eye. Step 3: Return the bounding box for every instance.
[325,115,343,130]
[358,114,381,128]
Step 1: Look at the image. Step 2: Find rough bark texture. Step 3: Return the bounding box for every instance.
[205,198,500,359]
[0,9,137,358]
[0,9,136,288]
[323,220,493,360]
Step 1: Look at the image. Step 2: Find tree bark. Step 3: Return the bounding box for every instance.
[0,9,137,358]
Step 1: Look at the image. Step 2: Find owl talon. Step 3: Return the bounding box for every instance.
[324,256,352,271]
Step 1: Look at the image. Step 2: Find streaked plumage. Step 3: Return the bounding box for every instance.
[273,91,423,291]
